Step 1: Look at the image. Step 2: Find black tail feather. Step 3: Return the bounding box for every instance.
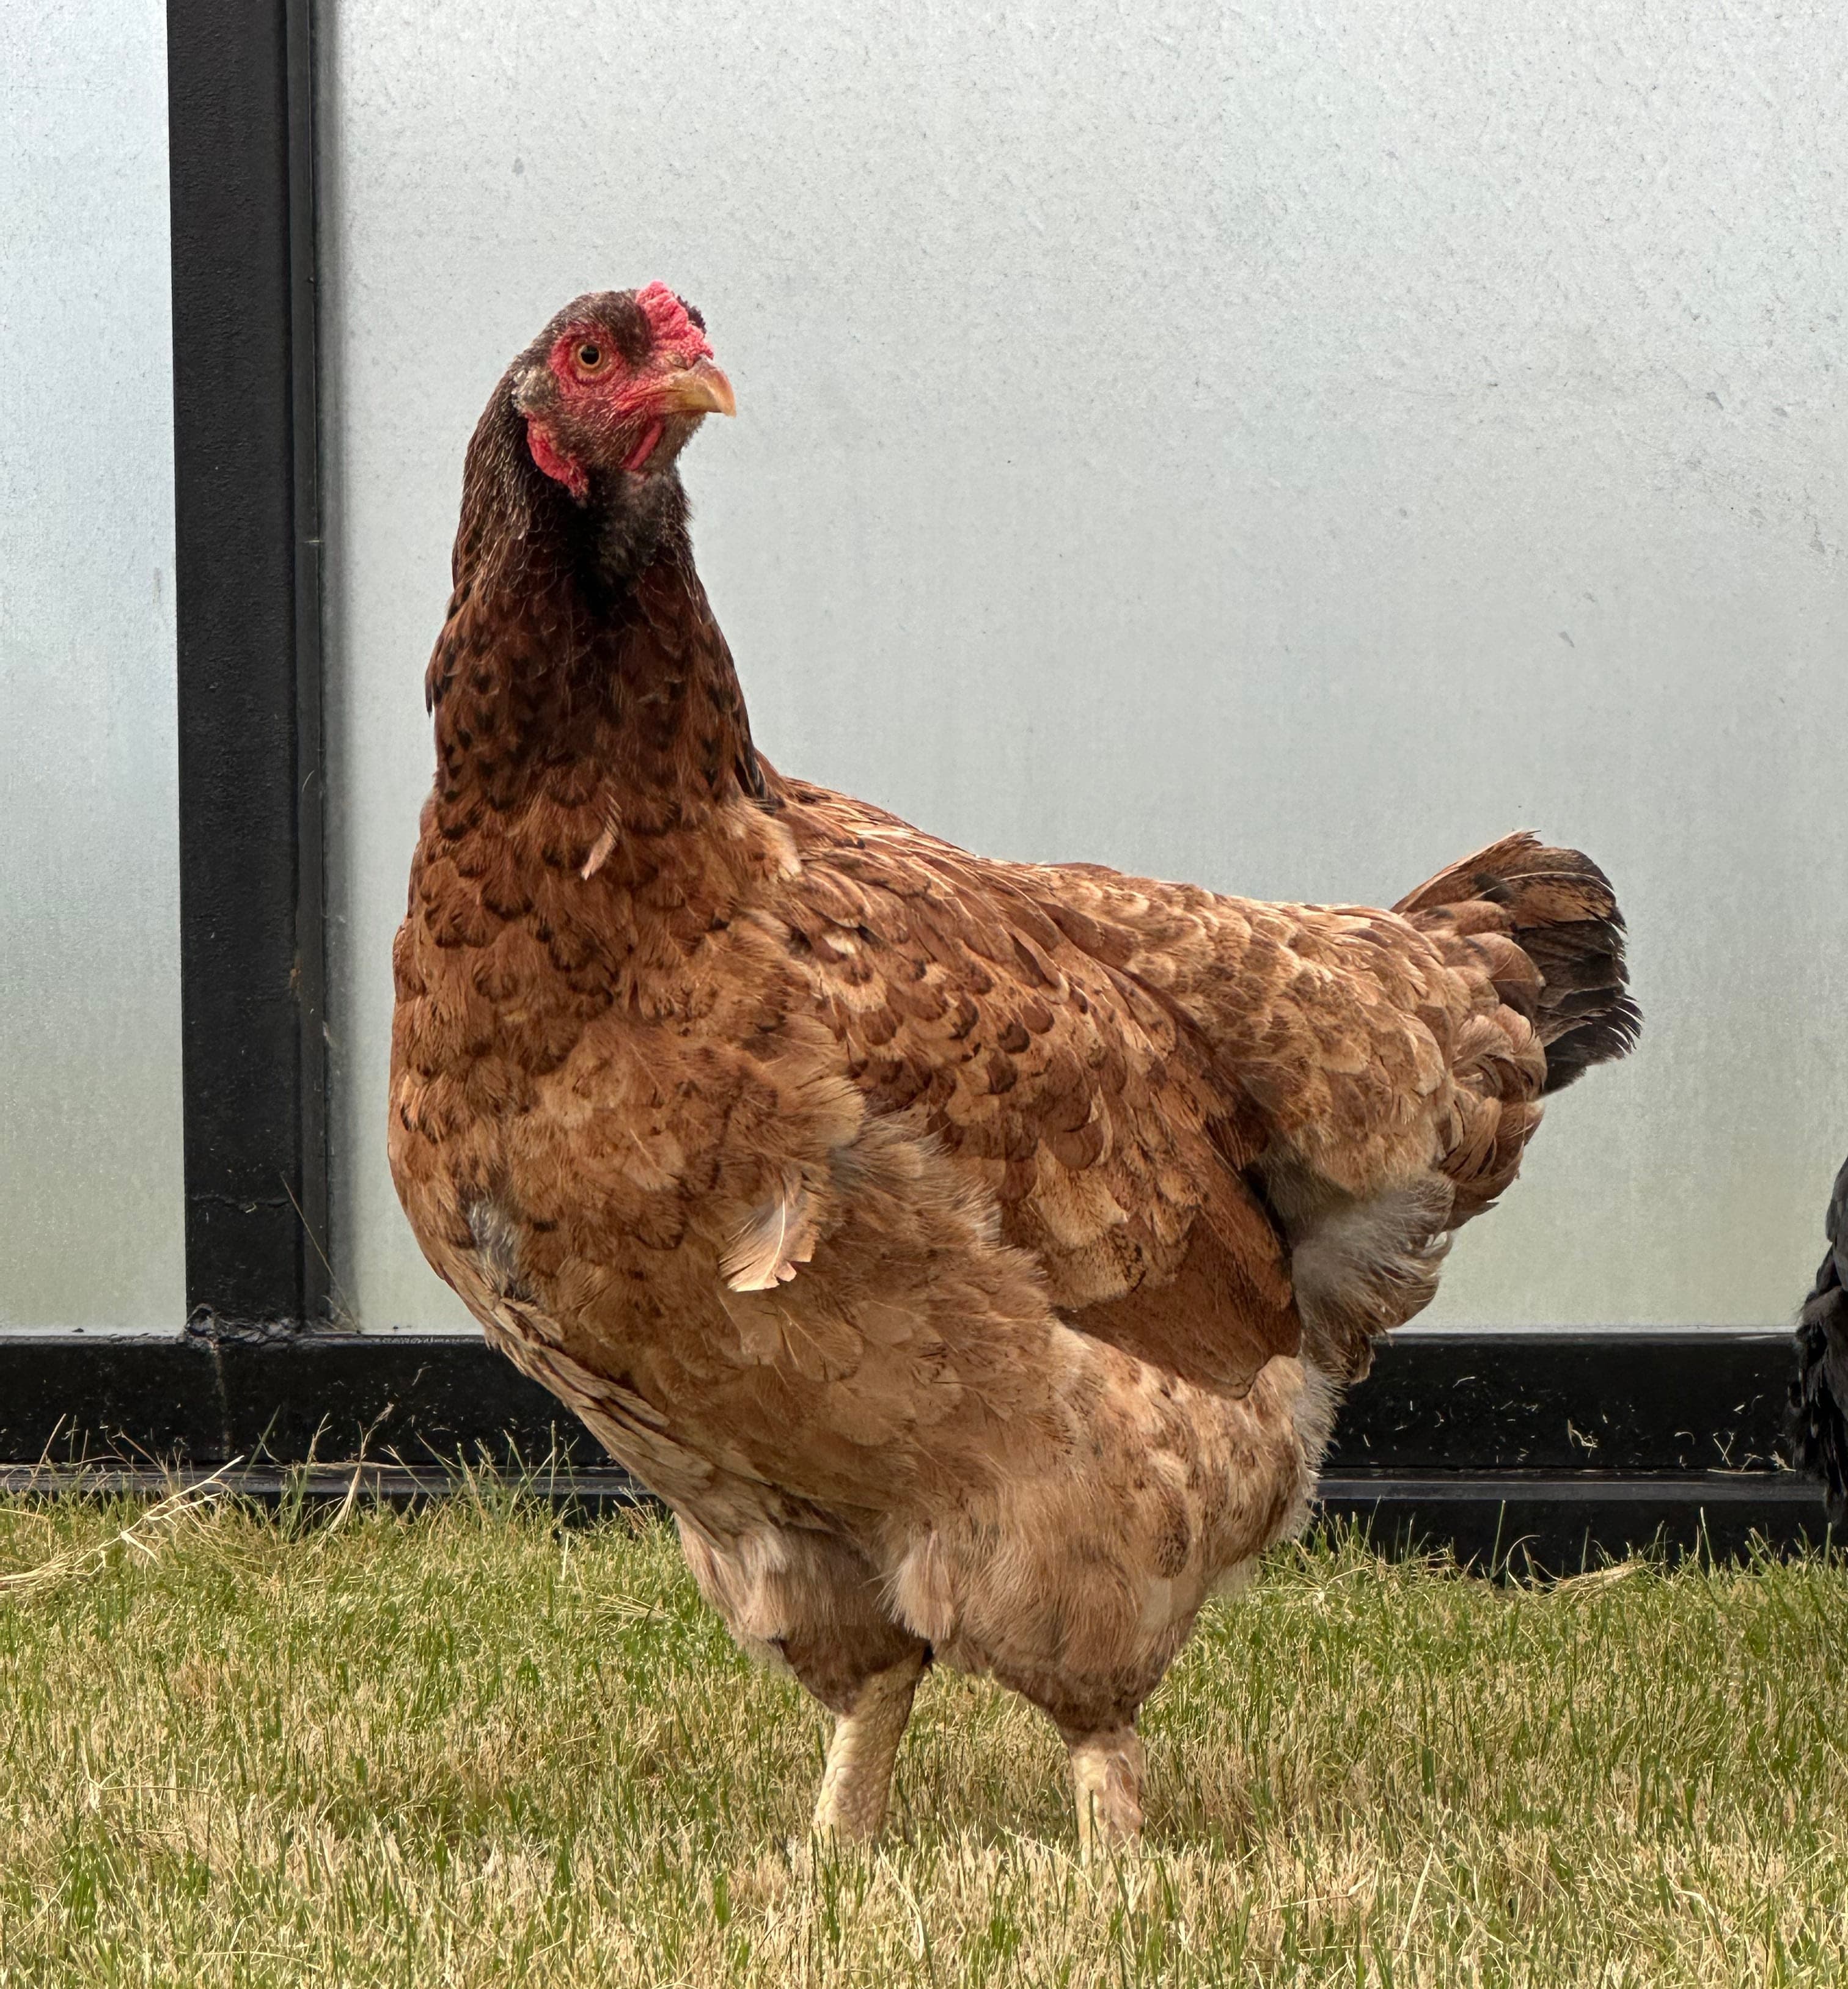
[1393,831,1641,1094]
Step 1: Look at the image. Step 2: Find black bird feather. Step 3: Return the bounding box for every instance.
[1789,1155,1848,1529]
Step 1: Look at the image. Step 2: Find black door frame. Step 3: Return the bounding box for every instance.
[1,0,1821,1568]
[169,0,327,1335]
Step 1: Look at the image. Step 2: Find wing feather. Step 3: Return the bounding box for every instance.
[720,1171,822,1292]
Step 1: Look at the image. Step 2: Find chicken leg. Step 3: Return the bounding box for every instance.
[1067,1724,1145,1859]
[811,1647,926,1844]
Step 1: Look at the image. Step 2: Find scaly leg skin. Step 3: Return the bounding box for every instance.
[811,1649,926,1846]
[1068,1725,1146,1861]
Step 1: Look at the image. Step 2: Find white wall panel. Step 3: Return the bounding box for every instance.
[321,1,1848,1329]
[0,0,183,1331]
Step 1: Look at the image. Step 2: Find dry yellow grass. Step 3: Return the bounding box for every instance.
[0,1480,1843,1986]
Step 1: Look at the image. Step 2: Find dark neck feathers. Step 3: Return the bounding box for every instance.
[424,383,767,832]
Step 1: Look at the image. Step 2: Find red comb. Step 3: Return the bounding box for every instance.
[637,282,713,365]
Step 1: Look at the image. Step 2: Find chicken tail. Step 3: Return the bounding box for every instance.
[1392,832,1640,1094]
[1789,1163,1848,1530]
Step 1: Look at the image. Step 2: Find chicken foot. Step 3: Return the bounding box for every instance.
[1067,1724,1145,1859]
[811,1647,926,1844]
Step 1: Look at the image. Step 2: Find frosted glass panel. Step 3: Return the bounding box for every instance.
[321,1,1848,1330]
[0,1,183,1331]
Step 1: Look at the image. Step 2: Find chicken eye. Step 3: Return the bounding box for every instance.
[576,342,605,372]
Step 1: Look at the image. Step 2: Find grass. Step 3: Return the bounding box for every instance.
[0,1479,1843,1987]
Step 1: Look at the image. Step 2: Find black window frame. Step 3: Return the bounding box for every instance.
[0,0,1820,1566]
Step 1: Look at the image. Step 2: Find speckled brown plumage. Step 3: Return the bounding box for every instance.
[390,289,1641,1850]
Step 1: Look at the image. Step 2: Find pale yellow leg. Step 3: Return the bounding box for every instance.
[1068,1726,1145,1860]
[811,1650,926,1845]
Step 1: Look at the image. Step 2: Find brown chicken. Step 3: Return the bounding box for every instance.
[390,284,1640,1853]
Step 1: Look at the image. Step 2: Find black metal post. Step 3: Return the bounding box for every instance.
[0,1328,1824,1564]
[167,0,328,1334]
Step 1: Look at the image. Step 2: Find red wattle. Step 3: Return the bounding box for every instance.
[526,419,588,499]
[623,420,666,474]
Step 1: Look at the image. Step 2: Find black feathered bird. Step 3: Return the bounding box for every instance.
[1789,1156,1848,1529]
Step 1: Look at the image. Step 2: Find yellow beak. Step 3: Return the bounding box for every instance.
[652,357,736,419]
